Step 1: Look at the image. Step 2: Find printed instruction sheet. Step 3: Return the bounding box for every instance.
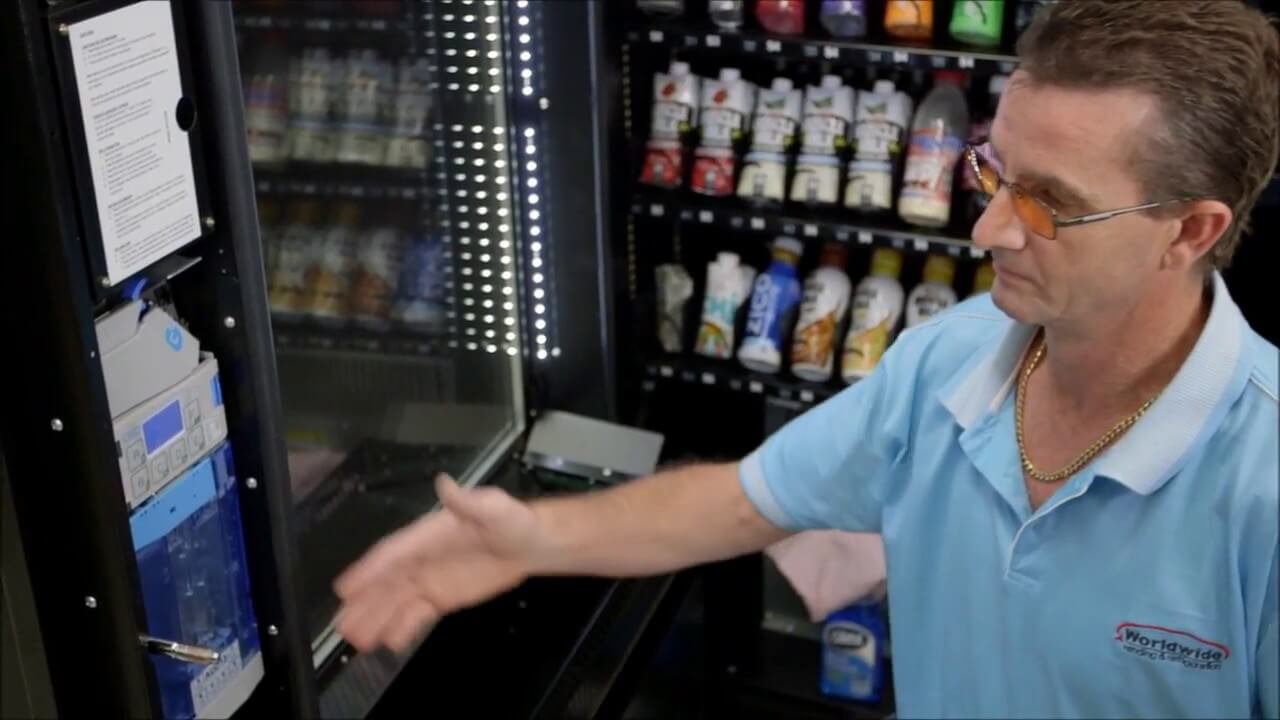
[67,1,202,285]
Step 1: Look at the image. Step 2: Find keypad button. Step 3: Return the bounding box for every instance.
[130,470,148,498]
[188,424,206,453]
[170,441,188,471]
[151,452,170,483]
[184,401,201,428]
[126,441,146,471]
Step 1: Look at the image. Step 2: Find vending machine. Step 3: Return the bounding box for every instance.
[2,0,617,718]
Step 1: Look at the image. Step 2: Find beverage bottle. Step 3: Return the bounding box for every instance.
[821,1,868,38]
[270,201,321,317]
[305,202,360,323]
[962,75,1009,227]
[739,238,805,374]
[969,261,996,297]
[336,49,393,166]
[656,265,695,353]
[385,57,432,169]
[791,75,857,206]
[756,0,806,35]
[950,0,1005,48]
[841,248,905,382]
[791,242,853,382]
[884,0,934,41]
[905,254,958,327]
[351,220,403,330]
[691,68,756,197]
[244,35,290,166]
[844,79,914,214]
[695,253,757,360]
[738,78,804,205]
[898,71,970,229]
[288,47,339,162]
[709,0,745,30]
[640,62,700,189]
[395,234,448,331]
[637,0,684,16]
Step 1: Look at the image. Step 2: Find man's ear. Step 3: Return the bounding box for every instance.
[1162,200,1232,271]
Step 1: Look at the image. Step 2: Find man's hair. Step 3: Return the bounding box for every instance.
[1017,1,1280,268]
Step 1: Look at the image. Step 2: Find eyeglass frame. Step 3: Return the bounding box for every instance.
[962,143,1199,238]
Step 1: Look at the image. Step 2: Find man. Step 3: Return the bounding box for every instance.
[334,2,1279,717]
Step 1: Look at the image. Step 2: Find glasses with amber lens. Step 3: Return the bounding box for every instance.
[963,144,1197,241]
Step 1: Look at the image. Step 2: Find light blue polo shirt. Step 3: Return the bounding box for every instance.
[741,273,1278,719]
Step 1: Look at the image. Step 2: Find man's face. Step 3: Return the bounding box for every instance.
[972,72,1176,328]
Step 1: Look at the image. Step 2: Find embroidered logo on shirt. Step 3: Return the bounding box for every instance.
[1114,622,1229,670]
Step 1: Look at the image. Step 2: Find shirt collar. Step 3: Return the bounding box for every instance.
[940,272,1250,495]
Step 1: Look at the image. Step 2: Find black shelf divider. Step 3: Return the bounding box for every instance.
[633,193,987,259]
[625,26,1019,74]
[643,355,846,407]
[272,313,448,357]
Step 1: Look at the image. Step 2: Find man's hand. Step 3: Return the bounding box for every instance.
[333,462,786,654]
[334,474,542,653]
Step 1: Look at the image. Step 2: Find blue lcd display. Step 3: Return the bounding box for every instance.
[143,400,184,455]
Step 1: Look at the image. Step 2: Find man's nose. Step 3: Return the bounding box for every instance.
[972,187,1028,252]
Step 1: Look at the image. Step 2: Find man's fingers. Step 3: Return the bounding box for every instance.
[336,575,417,652]
[435,474,515,527]
[381,598,439,655]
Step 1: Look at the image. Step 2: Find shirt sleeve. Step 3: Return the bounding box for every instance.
[738,323,935,534]
[1257,544,1278,719]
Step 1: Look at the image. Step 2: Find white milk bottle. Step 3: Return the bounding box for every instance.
[695,253,757,360]
[692,68,755,197]
[898,71,970,228]
[905,254,958,327]
[791,242,853,382]
[844,79,914,214]
[791,75,856,205]
[738,78,804,205]
[841,248,905,382]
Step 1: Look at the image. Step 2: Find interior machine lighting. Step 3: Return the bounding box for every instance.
[534,304,546,315]
[531,258,543,268]
[482,284,493,293]
[443,13,455,21]
[465,49,477,58]
[522,87,533,96]
[490,85,501,93]
[480,254,491,262]
[476,191,488,200]
[524,145,536,155]
[483,299,495,309]
[533,288,545,299]
[489,68,500,77]
[465,313,476,321]
[485,16,497,24]
[497,208,509,217]
[520,51,532,62]
[455,173,466,182]
[519,33,531,43]
[507,347,519,356]
[483,314,495,324]
[526,161,537,172]
[445,48,458,56]
[460,252,472,261]
[481,269,493,278]
[495,160,507,169]
[478,222,490,231]
[521,68,533,79]
[466,67,478,75]
[528,193,540,205]
[535,319,547,330]
[452,140,465,149]
[486,33,498,42]
[500,256,512,265]
[499,239,511,248]
[445,31,457,39]
[463,282,475,291]
[463,13,474,21]
[464,32,476,40]
[505,317,515,326]
[517,0,529,7]
[518,16,530,26]
[447,65,459,74]
[468,84,481,93]
[537,334,547,344]
[504,302,515,312]
[473,158,485,167]
[485,330,496,339]
[468,342,479,351]
[527,178,538,188]
[502,270,514,280]
[529,227,542,237]
[530,241,542,253]
[537,350,549,360]
[474,174,487,182]
[492,143,505,152]
[532,272,543,283]
[503,287,514,296]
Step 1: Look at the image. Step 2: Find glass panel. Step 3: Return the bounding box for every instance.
[231,0,524,651]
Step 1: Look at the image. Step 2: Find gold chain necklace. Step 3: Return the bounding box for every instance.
[1015,334,1161,484]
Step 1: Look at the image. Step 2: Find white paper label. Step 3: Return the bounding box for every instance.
[750,217,765,230]
[766,39,782,53]
[803,224,818,237]
[68,2,202,285]
[958,55,976,69]
[823,45,839,59]
[706,34,721,47]
[699,210,714,223]
[649,30,664,43]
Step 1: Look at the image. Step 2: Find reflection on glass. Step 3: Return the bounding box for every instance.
[233,0,523,650]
